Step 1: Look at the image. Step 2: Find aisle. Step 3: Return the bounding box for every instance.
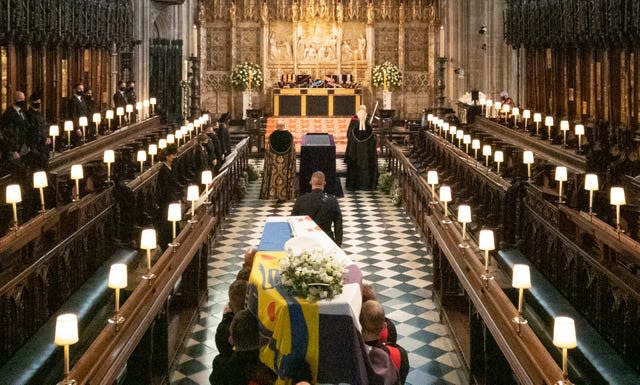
[169,162,467,385]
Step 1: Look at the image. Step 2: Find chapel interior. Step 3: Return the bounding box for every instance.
[1,0,640,384]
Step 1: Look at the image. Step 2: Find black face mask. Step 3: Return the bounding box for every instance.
[15,101,26,109]
[76,90,84,96]
[119,87,126,92]
[32,103,41,109]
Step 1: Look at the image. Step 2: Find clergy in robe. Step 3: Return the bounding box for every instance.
[260,121,296,202]
[345,105,378,190]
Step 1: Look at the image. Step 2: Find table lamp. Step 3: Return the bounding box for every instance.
[180,125,188,139]
[187,185,199,223]
[140,228,157,281]
[439,185,452,224]
[610,187,626,233]
[202,113,210,123]
[64,120,74,150]
[137,150,147,174]
[457,204,471,248]
[523,150,534,180]
[187,122,194,139]
[105,109,114,132]
[148,144,158,165]
[194,119,201,135]
[33,171,48,213]
[494,101,502,119]
[479,96,486,113]
[485,99,493,117]
[456,129,464,148]
[135,102,143,121]
[522,109,531,130]
[479,229,495,287]
[449,125,457,143]
[6,184,22,230]
[553,316,577,385]
[54,313,79,385]
[49,125,59,157]
[494,150,504,174]
[116,107,124,127]
[143,99,150,119]
[512,264,531,334]
[70,164,83,201]
[167,202,182,247]
[427,113,433,129]
[463,135,471,153]
[560,120,570,146]
[442,122,449,139]
[166,133,175,144]
[584,173,598,218]
[125,104,133,123]
[92,113,101,137]
[427,170,438,204]
[533,112,542,136]
[107,263,127,328]
[104,150,115,183]
[472,139,481,160]
[555,166,567,204]
[175,129,183,147]
[545,116,554,142]
[482,144,492,168]
[511,107,520,127]
[201,170,213,204]
[150,97,157,115]
[574,124,584,153]
[78,116,88,143]
[158,139,167,150]
[501,103,511,122]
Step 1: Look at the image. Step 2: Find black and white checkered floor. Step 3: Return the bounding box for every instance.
[169,160,468,385]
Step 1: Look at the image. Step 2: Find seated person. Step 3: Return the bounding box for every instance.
[210,279,248,383]
[210,309,276,385]
[361,300,409,385]
[361,284,398,345]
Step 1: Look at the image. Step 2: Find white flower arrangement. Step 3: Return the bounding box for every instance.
[371,61,403,91]
[231,61,263,91]
[279,248,346,302]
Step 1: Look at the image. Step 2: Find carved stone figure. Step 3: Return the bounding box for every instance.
[367,1,374,24]
[230,1,237,23]
[261,0,269,24]
[336,0,344,24]
[292,0,299,22]
[358,34,366,60]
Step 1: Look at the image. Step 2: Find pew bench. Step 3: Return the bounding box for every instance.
[0,248,138,385]
[497,248,640,385]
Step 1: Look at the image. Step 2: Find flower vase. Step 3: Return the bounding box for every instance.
[242,89,252,120]
[383,90,392,110]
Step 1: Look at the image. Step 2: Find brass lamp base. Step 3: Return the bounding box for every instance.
[188,218,198,224]
[441,218,452,224]
[458,242,469,249]
[108,314,125,325]
[555,380,574,385]
[142,272,156,281]
[481,273,494,288]
[512,315,528,334]
[429,200,438,205]
[168,241,180,248]
[57,379,77,385]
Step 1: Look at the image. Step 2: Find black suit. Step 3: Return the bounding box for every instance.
[291,188,343,245]
[69,94,88,121]
[113,90,127,109]
[0,106,29,159]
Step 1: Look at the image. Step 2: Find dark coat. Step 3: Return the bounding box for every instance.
[291,188,343,245]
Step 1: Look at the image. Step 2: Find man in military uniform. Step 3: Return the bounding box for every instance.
[291,171,343,246]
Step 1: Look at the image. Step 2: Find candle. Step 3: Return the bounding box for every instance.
[192,25,198,56]
[354,50,358,82]
[383,73,388,91]
[183,60,188,81]
[248,70,253,90]
[439,26,445,57]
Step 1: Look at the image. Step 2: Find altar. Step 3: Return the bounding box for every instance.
[273,88,362,117]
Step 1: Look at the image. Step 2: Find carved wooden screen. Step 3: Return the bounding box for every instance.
[150,39,184,123]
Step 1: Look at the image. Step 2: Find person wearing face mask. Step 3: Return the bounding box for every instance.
[25,93,51,161]
[67,83,88,146]
[113,81,128,129]
[0,91,30,164]
[125,81,137,122]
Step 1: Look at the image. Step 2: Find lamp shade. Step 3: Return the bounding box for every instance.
[103,150,115,163]
[533,112,542,123]
[463,134,471,144]
[545,116,554,126]
[575,124,585,136]
[512,264,531,289]
[494,101,502,110]
[482,144,492,157]
[148,144,158,156]
[158,139,167,149]
[108,263,128,289]
[140,228,157,250]
[584,174,598,191]
[203,113,209,122]
[512,107,520,116]
[187,123,194,132]
[523,150,534,164]
[485,99,493,107]
[125,104,133,113]
[70,164,84,180]
[439,186,451,202]
[456,130,464,139]
[166,134,175,144]
[150,97,157,105]
[478,229,495,251]
[33,171,48,189]
[442,122,449,132]
[554,166,567,182]
[494,150,504,163]
[457,205,471,223]
[105,109,114,119]
[610,187,626,205]
[54,313,79,346]
[502,103,511,113]
[427,113,433,122]
[49,125,59,136]
[427,170,438,185]
[78,116,88,127]
[553,316,577,349]
[449,125,457,135]
[180,126,188,136]
[92,113,101,123]
[522,109,531,119]
[135,101,143,111]
[6,184,22,203]
[560,120,569,131]
[116,107,124,116]
[201,170,213,185]
[143,99,150,108]
[472,139,481,150]
[187,185,200,201]
[175,130,183,139]
[64,120,74,132]
[137,150,147,162]
[167,202,182,221]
